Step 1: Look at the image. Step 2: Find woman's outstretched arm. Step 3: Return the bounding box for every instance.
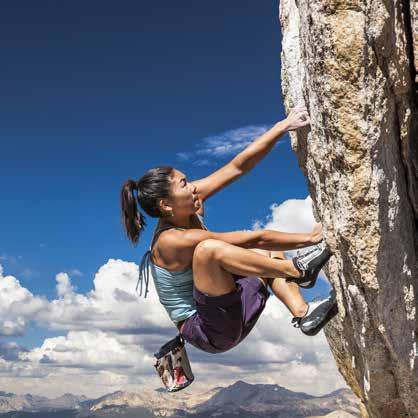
[192,105,310,202]
[161,223,323,255]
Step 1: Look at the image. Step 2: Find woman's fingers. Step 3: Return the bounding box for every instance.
[286,105,311,131]
[299,111,310,125]
[294,102,307,112]
[310,223,323,243]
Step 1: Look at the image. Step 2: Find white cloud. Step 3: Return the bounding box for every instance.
[40,259,172,333]
[177,125,271,165]
[176,152,191,162]
[68,269,83,277]
[0,268,48,336]
[194,159,210,166]
[198,125,270,158]
[21,330,153,371]
[0,260,171,337]
[253,195,316,233]
[55,273,75,298]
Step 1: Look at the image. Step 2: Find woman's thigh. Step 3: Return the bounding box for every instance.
[192,241,280,294]
[247,248,271,287]
[192,239,237,297]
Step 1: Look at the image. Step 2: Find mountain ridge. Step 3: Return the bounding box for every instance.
[0,381,360,417]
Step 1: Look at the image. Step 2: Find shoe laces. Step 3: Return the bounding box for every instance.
[294,242,321,259]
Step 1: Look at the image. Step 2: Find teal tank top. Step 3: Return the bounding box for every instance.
[137,214,206,325]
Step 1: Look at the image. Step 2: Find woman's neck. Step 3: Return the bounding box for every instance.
[162,213,195,230]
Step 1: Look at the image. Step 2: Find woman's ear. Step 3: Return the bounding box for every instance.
[159,199,174,217]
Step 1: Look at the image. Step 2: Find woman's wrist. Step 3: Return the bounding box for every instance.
[273,119,290,135]
[296,233,315,248]
[262,230,314,250]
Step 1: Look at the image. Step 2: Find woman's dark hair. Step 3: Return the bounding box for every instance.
[121,166,174,245]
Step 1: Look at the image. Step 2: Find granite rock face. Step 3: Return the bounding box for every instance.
[279,0,418,417]
[412,0,418,85]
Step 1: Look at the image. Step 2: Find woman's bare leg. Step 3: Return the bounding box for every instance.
[248,249,308,317]
[268,250,308,318]
[192,239,302,297]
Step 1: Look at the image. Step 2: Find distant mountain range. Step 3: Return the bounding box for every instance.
[0,381,360,417]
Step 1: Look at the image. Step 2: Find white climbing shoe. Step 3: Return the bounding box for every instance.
[291,241,332,289]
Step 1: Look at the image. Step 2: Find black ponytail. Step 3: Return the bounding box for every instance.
[120,166,174,245]
[121,179,146,245]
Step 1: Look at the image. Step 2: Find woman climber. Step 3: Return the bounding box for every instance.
[121,106,337,354]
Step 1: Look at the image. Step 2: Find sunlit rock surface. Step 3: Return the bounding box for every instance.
[280,0,418,417]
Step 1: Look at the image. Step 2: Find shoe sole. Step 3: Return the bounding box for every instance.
[301,303,338,336]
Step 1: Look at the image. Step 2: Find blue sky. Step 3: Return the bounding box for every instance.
[1,0,308,294]
[0,1,340,397]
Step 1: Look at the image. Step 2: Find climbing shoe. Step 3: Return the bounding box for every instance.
[291,241,332,289]
[292,290,338,336]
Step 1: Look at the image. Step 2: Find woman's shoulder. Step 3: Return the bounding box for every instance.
[151,214,205,270]
[151,228,190,271]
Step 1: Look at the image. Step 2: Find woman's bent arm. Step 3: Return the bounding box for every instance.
[163,227,317,253]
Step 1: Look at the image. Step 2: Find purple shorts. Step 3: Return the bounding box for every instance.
[181,275,270,354]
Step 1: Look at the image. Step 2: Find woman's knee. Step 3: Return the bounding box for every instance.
[193,239,227,262]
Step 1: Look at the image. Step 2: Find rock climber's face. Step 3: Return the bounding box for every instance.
[161,169,200,217]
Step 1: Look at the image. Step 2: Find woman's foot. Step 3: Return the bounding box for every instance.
[291,290,338,336]
[290,241,332,288]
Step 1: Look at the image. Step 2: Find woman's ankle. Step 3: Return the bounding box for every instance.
[286,260,302,278]
[292,303,309,318]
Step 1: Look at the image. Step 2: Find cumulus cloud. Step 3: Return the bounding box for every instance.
[55,273,75,298]
[253,195,316,233]
[21,330,153,371]
[177,125,270,166]
[40,259,172,333]
[0,266,47,336]
[0,341,28,361]
[0,258,174,329]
